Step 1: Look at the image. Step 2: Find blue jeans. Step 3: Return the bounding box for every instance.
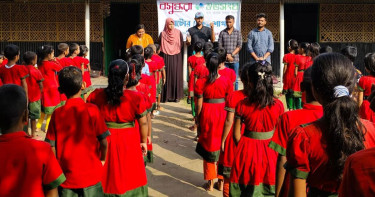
[225,62,239,90]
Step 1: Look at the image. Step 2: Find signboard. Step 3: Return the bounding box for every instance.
[157,1,241,41]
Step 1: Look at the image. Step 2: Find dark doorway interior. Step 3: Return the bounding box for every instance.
[285,4,319,45]
[104,3,140,75]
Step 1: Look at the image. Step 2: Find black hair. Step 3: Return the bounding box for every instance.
[203,42,214,59]
[147,44,156,53]
[240,63,250,91]
[68,43,79,57]
[131,54,145,68]
[23,51,37,65]
[126,59,143,88]
[155,44,161,52]
[300,67,315,103]
[57,43,69,56]
[144,47,154,60]
[105,59,129,105]
[288,39,298,54]
[364,52,375,76]
[0,84,27,133]
[130,45,144,56]
[225,15,235,20]
[246,61,274,108]
[341,46,357,63]
[78,45,89,57]
[299,42,310,55]
[194,41,203,53]
[135,24,145,32]
[214,47,227,64]
[37,45,54,66]
[58,66,83,98]
[4,44,20,61]
[320,46,333,54]
[311,53,365,180]
[206,52,220,84]
[307,42,320,59]
[256,13,267,20]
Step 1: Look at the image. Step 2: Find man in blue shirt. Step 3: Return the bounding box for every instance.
[247,13,274,64]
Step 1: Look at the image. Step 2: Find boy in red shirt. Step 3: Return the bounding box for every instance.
[23,51,44,138]
[0,84,65,197]
[0,44,28,96]
[45,66,110,196]
[56,43,70,68]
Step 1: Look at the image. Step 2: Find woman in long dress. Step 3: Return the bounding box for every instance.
[158,18,184,102]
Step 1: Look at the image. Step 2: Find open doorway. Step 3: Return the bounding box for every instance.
[104,3,140,75]
[285,4,319,44]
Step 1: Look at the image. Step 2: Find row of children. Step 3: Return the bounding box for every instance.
[0,43,92,138]
[193,40,375,196]
[0,43,166,196]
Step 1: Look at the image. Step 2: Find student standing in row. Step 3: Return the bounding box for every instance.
[281,39,298,110]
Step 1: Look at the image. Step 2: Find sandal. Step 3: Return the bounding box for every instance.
[203,180,214,191]
[188,124,197,131]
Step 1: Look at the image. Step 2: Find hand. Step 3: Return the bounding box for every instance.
[228,55,234,62]
[147,136,152,144]
[258,57,265,60]
[186,36,191,43]
[101,160,105,166]
[210,22,214,29]
[221,142,225,152]
[295,71,298,77]
[163,79,166,85]
[140,143,147,156]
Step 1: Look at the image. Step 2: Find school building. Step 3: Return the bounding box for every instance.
[1,0,375,77]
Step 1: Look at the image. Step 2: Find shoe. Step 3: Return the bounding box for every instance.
[187,97,191,104]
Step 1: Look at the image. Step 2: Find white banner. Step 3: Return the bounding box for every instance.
[157,1,241,41]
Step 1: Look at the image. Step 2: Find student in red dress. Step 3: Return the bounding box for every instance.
[187,41,205,131]
[281,39,298,110]
[149,44,166,114]
[269,67,323,197]
[339,147,375,197]
[229,61,284,196]
[144,47,159,117]
[195,52,233,191]
[286,53,375,197]
[56,43,70,68]
[87,59,148,196]
[0,44,28,94]
[359,53,375,121]
[45,66,109,196]
[77,45,93,100]
[68,43,81,69]
[36,45,62,132]
[0,54,4,85]
[23,51,44,138]
[292,42,311,109]
[218,63,249,197]
[216,47,236,89]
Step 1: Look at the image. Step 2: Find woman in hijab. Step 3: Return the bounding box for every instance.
[158,18,184,102]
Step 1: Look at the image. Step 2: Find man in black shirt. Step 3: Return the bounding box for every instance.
[187,12,215,55]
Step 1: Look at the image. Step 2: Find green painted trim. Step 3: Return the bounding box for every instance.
[268,141,286,155]
[137,110,148,119]
[224,107,235,113]
[230,182,275,197]
[284,162,309,179]
[106,122,135,129]
[203,98,225,103]
[44,174,66,190]
[218,164,232,179]
[97,130,111,141]
[243,130,275,140]
[293,91,302,98]
[45,138,56,147]
[144,150,154,164]
[195,142,220,162]
[104,185,148,197]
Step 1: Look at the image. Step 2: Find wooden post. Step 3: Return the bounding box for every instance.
[279,0,285,89]
[85,0,90,60]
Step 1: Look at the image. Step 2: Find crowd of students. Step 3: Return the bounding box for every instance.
[1,38,375,197]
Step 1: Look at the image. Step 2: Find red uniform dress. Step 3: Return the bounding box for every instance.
[229,98,284,196]
[25,65,44,103]
[219,67,236,88]
[0,132,65,197]
[140,73,157,108]
[151,54,165,95]
[360,100,375,122]
[73,56,92,88]
[195,64,209,80]
[218,90,246,178]
[87,89,148,196]
[64,57,77,68]
[339,147,375,197]
[46,98,109,189]
[195,76,233,164]
[188,55,205,96]
[268,104,323,197]
[358,76,375,122]
[146,60,159,95]
[1,59,8,67]
[282,53,296,92]
[38,61,62,114]
[292,55,312,97]
[286,119,375,195]
[0,64,29,86]
[56,57,70,68]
